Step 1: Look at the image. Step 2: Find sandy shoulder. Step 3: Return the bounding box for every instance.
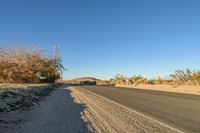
[1,87,90,133]
[70,86,181,133]
[115,84,200,95]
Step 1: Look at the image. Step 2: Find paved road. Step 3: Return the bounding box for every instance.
[80,86,200,133]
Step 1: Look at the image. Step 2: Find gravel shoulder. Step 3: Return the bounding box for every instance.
[1,87,90,133]
[70,86,180,133]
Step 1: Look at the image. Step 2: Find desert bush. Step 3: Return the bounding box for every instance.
[144,79,155,85]
[170,69,200,86]
[111,74,126,84]
[192,71,200,84]
[134,78,147,86]
[111,69,200,86]
[0,46,65,83]
[130,75,146,85]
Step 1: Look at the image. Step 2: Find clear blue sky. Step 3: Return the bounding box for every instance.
[0,0,200,80]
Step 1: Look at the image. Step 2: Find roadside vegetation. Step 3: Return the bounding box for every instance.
[0,46,66,115]
[108,69,200,87]
[0,46,65,83]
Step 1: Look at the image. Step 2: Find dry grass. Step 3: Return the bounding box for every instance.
[0,46,65,83]
[170,69,200,86]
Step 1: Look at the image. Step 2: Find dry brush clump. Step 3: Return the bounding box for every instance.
[111,74,147,85]
[170,69,200,86]
[130,75,147,85]
[0,46,65,83]
[111,74,128,85]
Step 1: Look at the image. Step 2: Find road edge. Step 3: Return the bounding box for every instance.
[79,86,184,133]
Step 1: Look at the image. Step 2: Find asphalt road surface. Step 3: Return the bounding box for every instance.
[80,85,200,133]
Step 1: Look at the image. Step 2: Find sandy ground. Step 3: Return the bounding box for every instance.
[1,86,183,133]
[116,84,200,95]
[70,87,180,133]
[0,84,49,92]
[1,87,90,133]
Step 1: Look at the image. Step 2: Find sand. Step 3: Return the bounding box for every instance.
[115,84,200,95]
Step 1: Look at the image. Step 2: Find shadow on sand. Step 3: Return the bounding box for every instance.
[0,87,92,133]
[64,88,92,133]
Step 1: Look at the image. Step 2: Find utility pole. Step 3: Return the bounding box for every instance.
[53,45,63,82]
[54,45,59,68]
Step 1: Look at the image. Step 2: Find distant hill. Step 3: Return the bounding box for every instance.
[72,77,99,81]
[64,77,100,84]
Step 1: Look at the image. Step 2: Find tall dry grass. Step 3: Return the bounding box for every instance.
[170,69,200,86]
[0,46,65,83]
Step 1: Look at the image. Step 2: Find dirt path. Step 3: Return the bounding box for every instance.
[3,87,90,133]
[70,87,181,133]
